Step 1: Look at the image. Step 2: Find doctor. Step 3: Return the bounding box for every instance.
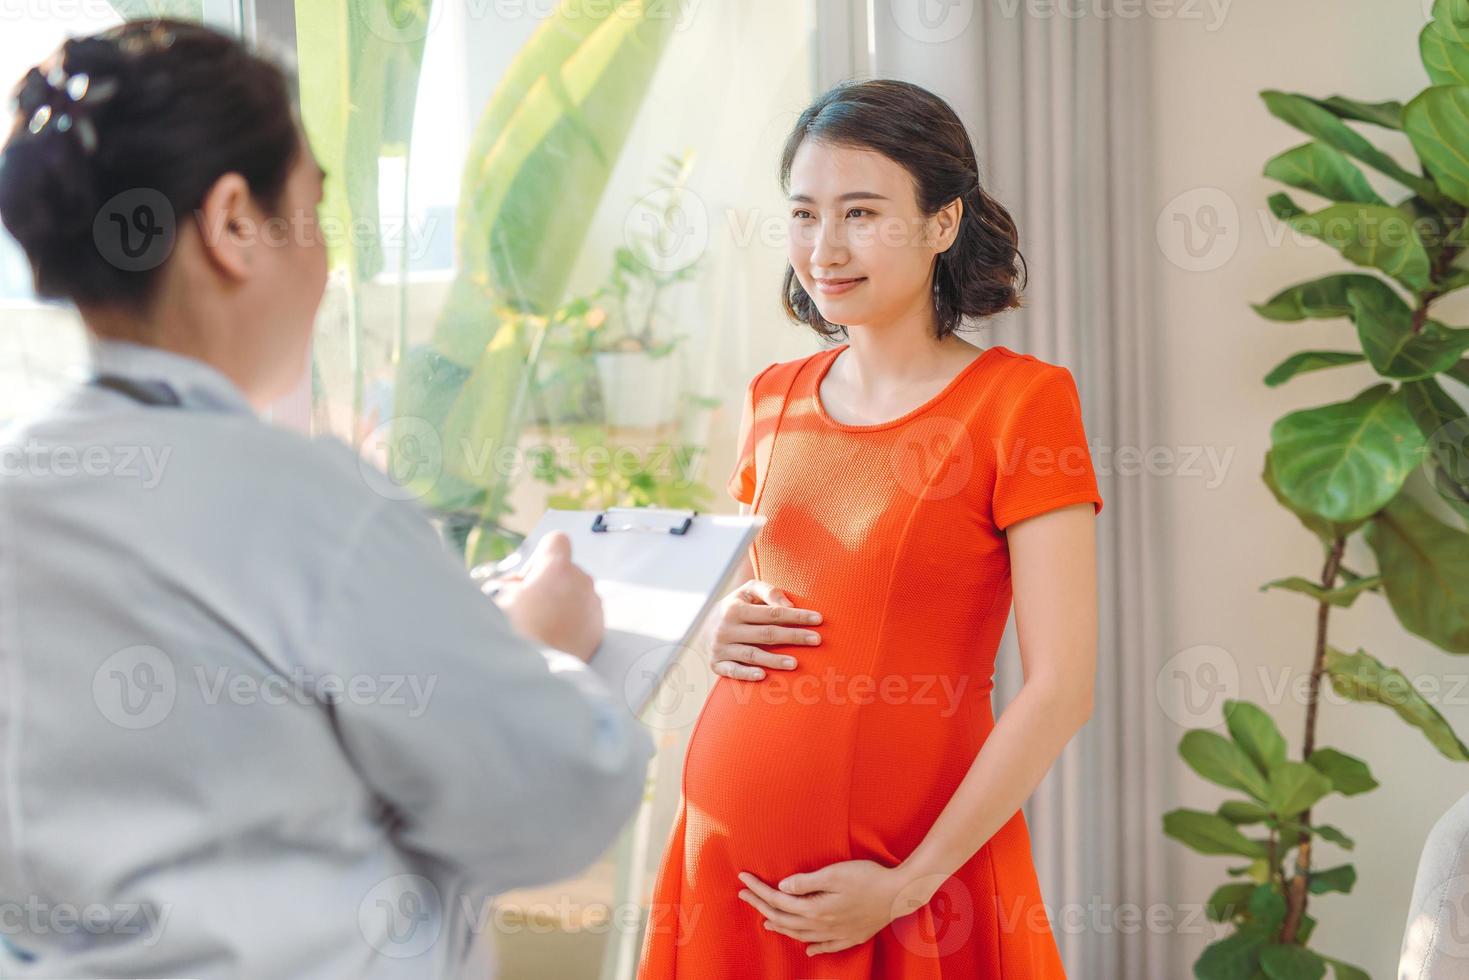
[0,18,652,979]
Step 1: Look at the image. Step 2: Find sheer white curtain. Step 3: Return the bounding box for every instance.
[811,2,1173,977]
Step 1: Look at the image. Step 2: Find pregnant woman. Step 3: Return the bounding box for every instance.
[637,78,1104,978]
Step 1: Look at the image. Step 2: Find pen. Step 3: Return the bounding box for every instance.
[472,543,529,600]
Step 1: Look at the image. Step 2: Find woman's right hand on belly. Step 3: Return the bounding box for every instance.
[705,579,822,681]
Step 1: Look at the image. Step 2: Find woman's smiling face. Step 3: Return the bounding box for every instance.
[786,139,959,331]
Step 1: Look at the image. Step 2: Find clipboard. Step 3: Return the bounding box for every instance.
[476,507,763,719]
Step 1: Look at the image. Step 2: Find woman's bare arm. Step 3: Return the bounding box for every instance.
[896,501,1098,895]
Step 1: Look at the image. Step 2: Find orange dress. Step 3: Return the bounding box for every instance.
[637,342,1103,979]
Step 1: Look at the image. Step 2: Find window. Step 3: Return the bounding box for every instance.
[278,3,817,973]
[0,2,816,973]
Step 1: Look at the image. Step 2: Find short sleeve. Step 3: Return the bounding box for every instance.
[727,365,773,505]
[990,364,1104,531]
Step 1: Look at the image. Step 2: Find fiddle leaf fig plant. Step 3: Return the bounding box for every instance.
[1163,4,1469,977]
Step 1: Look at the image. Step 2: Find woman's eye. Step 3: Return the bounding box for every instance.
[791,210,814,220]
[847,208,873,219]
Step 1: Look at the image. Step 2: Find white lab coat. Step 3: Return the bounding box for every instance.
[0,338,654,978]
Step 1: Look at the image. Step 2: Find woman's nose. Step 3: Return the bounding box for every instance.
[810,219,849,266]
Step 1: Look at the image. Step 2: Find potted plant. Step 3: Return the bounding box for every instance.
[1162,4,1469,977]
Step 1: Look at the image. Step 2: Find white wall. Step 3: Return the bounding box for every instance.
[1152,2,1469,975]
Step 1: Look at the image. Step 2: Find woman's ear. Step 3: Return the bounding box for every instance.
[191,172,254,282]
[933,196,963,254]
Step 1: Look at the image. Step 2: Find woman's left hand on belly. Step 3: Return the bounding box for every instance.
[735,860,911,956]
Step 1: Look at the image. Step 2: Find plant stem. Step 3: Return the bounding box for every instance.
[1278,534,1346,943]
[1413,226,1464,333]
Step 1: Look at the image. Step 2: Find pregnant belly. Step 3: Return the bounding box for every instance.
[682,672,858,872]
[682,666,985,876]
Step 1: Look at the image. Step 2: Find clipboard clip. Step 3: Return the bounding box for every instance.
[592,508,696,536]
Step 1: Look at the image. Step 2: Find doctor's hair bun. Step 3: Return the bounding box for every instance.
[0,19,299,313]
[778,78,1027,342]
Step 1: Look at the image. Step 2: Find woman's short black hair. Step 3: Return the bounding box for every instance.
[0,18,299,314]
[779,78,1027,342]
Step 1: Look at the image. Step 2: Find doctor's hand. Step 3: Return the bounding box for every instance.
[705,579,821,681]
[487,531,604,662]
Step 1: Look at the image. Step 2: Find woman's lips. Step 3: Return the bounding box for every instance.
[813,276,866,296]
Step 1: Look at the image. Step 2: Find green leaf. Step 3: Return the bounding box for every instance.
[1348,283,1469,379]
[1180,730,1272,800]
[1439,264,1469,295]
[393,0,678,547]
[387,344,478,513]
[1266,761,1334,819]
[1259,574,1384,607]
[1272,196,1432,290]
[1195,924,1273,980]
[1325,645,1469,759]
[1405,85,1469,207]
[1260,944,1327,980]
[1220,800,1272,824]
[1279,818,1357,851]
[1404,377,1469,521]
[423,0,679,359]
[1262,90,1443,201]
[296,0,434,282]
[1397,192,1455,271]
[1364,491,1469,653]
[1405,375,1469,441]
[1324,956,1371,980]
[1431,0,1469,47]
[1306,747,1380,795]
[1262,449,1369,546]
[1206,882,1257,922]
[1307,864,1357,895]
[1226,857,1274,883]
[1224,700,1288,773]
[1268,384,1428,523]
[1164,808,1270,858]
[1312,823,1356,850]
[1422,22,1469,87]
[1314,95,1405,129]
[1253,273,1407,322]
[1247,884,1287,930]
[1264,351,1368,386]
[1269,192,1307,221]
[1264,142,1386,204]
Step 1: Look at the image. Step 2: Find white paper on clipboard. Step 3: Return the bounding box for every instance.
[489,507,763,720]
